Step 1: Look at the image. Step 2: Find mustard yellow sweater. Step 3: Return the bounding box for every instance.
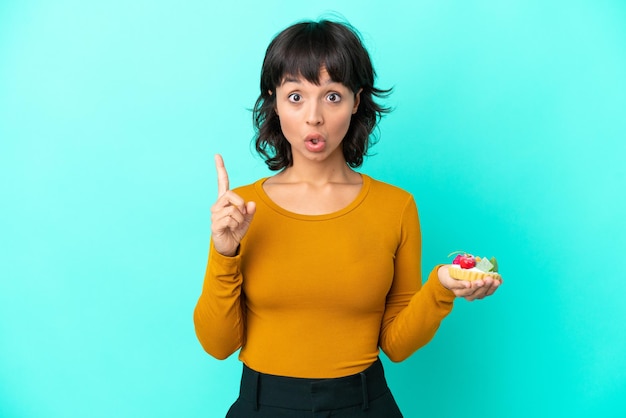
[194,174,455,378]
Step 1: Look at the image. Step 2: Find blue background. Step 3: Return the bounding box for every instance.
[1,1,625,417]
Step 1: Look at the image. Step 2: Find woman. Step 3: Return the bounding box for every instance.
[194,19,501,417]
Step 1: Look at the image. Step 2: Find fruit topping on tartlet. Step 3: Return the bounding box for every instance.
[447,251,501,281]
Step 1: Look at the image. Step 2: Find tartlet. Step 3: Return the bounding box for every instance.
[448,251,501,281]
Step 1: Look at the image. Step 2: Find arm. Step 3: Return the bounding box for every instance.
[193,155,255,359]
[379,197,456,362]
[193,244,245,359]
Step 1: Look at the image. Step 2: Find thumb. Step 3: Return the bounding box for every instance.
[438,265,470,291]
[245,201,257,220]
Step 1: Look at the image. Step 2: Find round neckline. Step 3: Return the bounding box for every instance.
[254,174,371,221]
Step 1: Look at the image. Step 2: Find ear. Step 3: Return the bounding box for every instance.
[352,88,362,114]
[268,90,278,115]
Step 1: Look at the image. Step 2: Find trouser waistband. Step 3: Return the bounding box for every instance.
[238,359,390,412]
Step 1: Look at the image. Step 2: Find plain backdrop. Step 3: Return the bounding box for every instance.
[1,1,625,417]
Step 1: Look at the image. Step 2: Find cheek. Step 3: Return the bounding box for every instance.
[276,110,297,139]
[333,110,354,133]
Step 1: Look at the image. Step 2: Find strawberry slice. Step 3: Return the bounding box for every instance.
[458,255,476,269]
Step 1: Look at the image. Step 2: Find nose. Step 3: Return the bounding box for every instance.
[305,101,323,126]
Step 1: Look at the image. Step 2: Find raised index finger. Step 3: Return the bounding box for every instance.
[214,154,229,196]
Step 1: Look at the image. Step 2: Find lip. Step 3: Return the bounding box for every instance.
[304,133,326,152]
[305,133,326,143]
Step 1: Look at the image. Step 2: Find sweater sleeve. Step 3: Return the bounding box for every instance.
[379,196,456,362]
[193,243,245,360]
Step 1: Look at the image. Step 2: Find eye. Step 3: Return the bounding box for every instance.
[327,92,342,103]
[288,93,302,103]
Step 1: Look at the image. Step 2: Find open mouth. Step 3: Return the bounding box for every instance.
[305,135,326,152]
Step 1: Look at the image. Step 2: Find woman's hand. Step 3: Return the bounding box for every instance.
[210,154,256,257]
[438,265,502,301]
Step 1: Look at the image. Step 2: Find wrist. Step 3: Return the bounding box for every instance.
[214,245,239,258]
[437,265,449,288]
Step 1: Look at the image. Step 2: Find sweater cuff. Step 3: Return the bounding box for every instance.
[426,264,456,302]
[208,243,242,282]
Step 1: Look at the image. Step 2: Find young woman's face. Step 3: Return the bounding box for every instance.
[274,68,360,166]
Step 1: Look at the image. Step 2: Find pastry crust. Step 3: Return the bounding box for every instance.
[448,265,501,281]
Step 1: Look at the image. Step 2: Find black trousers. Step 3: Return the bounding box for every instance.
[225,358,403,417]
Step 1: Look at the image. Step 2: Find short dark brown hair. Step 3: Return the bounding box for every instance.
[253,19,391,170]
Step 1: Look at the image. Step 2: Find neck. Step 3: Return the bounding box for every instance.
[278,155,359,185]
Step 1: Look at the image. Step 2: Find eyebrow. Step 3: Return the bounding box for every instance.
[280,76,337,86]
[282,76,301,84]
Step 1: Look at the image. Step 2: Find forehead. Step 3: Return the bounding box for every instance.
[261,21,366,94]
[279,68,346,87]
